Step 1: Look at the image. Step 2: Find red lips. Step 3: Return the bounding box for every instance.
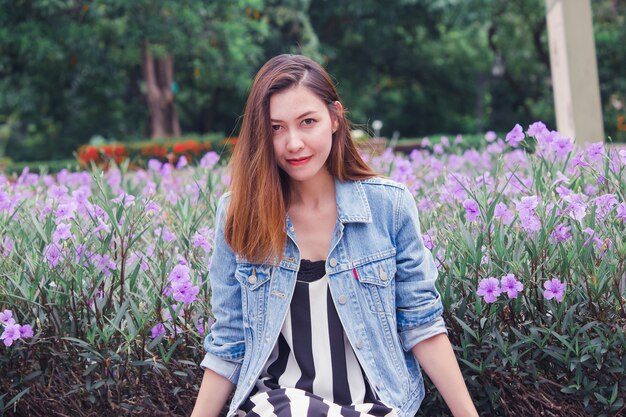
[286,156,312,165]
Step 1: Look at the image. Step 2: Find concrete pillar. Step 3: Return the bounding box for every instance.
[545,0,605,144]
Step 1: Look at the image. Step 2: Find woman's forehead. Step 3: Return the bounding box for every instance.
[269,86,326,121]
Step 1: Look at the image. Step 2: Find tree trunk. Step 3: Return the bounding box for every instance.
[142,40,181,139]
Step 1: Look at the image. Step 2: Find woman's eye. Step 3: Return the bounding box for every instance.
[302,118,316,126]
[271,125,282,132]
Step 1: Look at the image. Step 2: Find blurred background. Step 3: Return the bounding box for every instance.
[0,0,624,165]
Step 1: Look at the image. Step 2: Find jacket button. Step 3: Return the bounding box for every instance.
[329,258,338,267]
[379,266,388,281]
[356,340,364,349]
[248,275,257,285]
[338,295,347,305]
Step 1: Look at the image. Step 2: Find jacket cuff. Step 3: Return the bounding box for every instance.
[200,352,242,385]
[398,316,448,352]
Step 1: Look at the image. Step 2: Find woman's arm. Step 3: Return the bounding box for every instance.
[412,333,478,417]
[190,368,235,417]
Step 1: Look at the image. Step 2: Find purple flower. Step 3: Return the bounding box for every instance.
[145,201,160,215]
[617,203,626,222]
[0,309,14,326]
[196,318,206,336]
[112,193,135,207]
[418,197,434,212]
[19,324,33,338]
[516,195,538,213]
[494,202,514,225]
[168,264,190,282]
[583,227,605,251]
[176,155,188,169]
[484,131,497,142]
[553,136,574,160]
[192,232,212,253]
[150,323,166,339]
[92,218,111,237]
[171,280,200,305]
[433,144,444,154]
[54,203,76,223]
[53,223,72,243]
[447,176,469,201]
[200,151,220,168]
[48,185,69,201]
[572,151,590,169]
[148,159,163,172]
[486,140,505,155]
[155,226,176,243]
[584,184,598,196]
[1,323,22,346]
[422,231,435,251]
[619,149,626,165]
[527,121,548,138]
[391,159,414,183]
[91,254,117,277]
[463,199,480,222]
[586,143,604,163]
[563,193,587,222]
[515,196,541,232]
[500,274,523,299]
[550,223,571,243]
[583,227,596,247]
[543,278,566,302]
[44,244,63,267]
[505,124,525,147]
[454,134,463,144]
[421,137,431,148]
[409,149,423,163]
[476,277,502,303]
[593,194,618,221]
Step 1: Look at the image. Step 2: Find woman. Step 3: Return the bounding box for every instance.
[191,55,478,417]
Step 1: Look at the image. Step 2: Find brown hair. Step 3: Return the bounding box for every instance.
[226,54,378,263]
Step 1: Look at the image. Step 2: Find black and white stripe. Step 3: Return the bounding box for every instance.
[237,260,397,417]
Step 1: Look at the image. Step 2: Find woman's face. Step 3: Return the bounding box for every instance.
[269,85,341,185]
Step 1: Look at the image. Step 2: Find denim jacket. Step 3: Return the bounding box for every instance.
[200,177,447,417]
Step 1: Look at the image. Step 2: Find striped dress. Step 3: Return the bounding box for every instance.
[237,259,397,417]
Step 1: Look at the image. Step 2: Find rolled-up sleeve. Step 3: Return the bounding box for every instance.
[200,193,245,385]
[394,185,447,352]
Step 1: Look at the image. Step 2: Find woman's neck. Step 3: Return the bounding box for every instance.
[289,171,335,209]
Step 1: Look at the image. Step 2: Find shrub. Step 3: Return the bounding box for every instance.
[1,122,625,416]
[75,133,230,170]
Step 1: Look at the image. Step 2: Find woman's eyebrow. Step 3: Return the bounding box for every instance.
[270,110,318,122]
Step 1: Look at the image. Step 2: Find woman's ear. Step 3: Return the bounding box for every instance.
[332,101,344,132]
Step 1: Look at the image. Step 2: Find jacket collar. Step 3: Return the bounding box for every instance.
[335,178,372,223]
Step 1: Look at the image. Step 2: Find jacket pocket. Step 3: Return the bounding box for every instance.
[356,254,397,316]
[234,264,272,330]
[235,264,272,291]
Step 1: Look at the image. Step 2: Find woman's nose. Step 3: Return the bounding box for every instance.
[286,131,305,151]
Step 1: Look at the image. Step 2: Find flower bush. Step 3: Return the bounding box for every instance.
[364,123,625,416]
[75,134,228,170]
[1,124,625,416]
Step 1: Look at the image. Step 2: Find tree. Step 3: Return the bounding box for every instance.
[91,0,269,139]
[0,0,269,160]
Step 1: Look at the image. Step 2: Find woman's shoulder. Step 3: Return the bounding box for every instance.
[361,176,407,191]
[216,191,232,210]
[357,177,410,212]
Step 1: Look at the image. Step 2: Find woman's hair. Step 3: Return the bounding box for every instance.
[225,54,378,263]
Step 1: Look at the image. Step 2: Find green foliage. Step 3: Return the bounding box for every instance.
[1,159,229,415]
[0,0,268,162]
[1,0,624,162]
[2,134,626,414]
